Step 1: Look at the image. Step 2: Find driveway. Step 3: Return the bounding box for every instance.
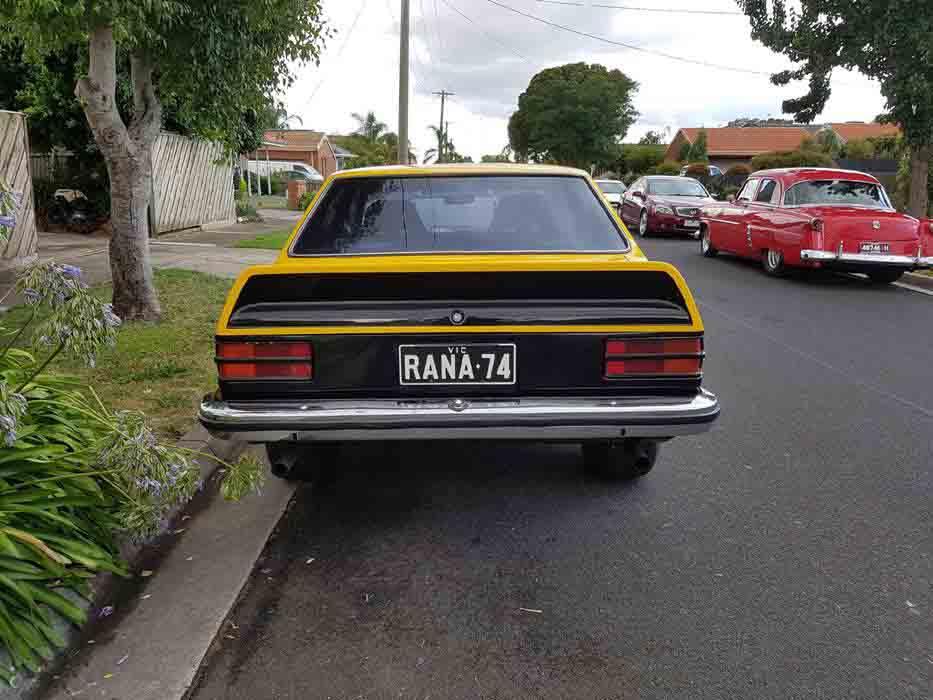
[190,237,933,700]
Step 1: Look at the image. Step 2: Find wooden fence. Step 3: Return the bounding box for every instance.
[0,111,37,274]
[150,132,235,234]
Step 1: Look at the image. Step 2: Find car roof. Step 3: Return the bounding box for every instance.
[331,163,590,179]
[752,167,881,184]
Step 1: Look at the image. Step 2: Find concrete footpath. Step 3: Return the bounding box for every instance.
[43,446,297,700]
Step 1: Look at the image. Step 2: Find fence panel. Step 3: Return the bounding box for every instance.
[0,111,37,271]
[151,132,235,234]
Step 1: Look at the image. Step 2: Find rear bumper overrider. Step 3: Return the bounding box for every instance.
[198,390,720,442]
[801,249,933,268]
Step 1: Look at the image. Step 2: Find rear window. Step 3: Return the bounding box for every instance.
[784,179,891,207]
[596,181,625,194]
[290,176,628,255]
[647,178,708,197]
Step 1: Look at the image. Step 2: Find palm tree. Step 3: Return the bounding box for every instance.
[351,111,388,143]
[427,125,457,164]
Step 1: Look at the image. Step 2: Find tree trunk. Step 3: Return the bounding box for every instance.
[76,25,162,321]
[907,145,931,219]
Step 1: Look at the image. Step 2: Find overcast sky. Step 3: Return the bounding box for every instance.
[283,0,885,161]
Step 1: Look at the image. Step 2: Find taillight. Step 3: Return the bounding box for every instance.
[810,217,824,250]
[216,340,312,380]
[604,337,703,377]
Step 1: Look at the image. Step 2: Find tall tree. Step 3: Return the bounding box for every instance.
[351,111,388,143]
[738,0,933,216]
[508,63,638,169]
[1,2,328,320]
[639,130,665,146]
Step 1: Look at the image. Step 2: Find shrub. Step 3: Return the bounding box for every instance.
[725,163,752,178]
[842,138,875,159]
[684,162,710,178]
[617,144,665,180]
[0,182,264,682]
[750,149,835,171]
[650,161,682,176]
[297,190,316,211]
[235,200,259,220]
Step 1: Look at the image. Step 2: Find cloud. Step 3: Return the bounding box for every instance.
[285,0,885,160]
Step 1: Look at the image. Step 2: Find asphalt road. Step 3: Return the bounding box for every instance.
[191,238,933,700]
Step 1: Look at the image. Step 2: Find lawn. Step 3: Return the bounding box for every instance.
[248,195,288,210]
[235,230,291,250]
[2,268,231,438]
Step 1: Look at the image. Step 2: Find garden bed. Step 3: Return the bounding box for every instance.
[3,269,231,438]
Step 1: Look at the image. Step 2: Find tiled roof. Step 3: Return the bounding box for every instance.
[679,127,811,156]
[828,122,901,142]
[261,130,327,150]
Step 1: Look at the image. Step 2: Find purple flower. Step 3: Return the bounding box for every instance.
[0,415,16,447]
[59,264,82,279]
[0,215,14,228]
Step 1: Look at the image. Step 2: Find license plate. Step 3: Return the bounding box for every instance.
[399,343,516,385]
[684,219,700,228]
[860,242,889,254]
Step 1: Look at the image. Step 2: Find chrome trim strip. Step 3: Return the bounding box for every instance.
[800,249,926,266]
[703,218,743,227]
[199,391,720,442]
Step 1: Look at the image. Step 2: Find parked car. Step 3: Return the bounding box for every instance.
[621,176,717,238]
[595,179,626,211]
[199,164,720,481]
[679,164,723,178]
[698,167,933,283]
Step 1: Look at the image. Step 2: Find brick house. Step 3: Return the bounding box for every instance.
[248,130,339,179]
[664,123,901,172]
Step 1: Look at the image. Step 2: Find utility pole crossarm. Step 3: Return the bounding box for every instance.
[432,90,455,163]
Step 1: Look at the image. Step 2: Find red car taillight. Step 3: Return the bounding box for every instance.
[216,340,313,380]
[604,337,703,377]
[810,217,825,250]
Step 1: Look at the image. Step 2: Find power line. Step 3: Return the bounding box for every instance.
[440,0,531,62]
[305,0,370,106]
[482,0,773,75]
[536,0,744,16]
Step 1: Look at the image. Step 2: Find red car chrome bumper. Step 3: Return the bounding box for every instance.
[800,249,933,268]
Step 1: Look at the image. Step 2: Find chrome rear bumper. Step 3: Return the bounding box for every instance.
[800,249,933,268]
[198,391,720,442]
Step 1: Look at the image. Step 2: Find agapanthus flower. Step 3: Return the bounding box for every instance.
[0,383,27,447]
[95,411,200,540]
[32,290,121,366]
[16,261,86,308]
[0,215,14,229]
[60,264,82,280]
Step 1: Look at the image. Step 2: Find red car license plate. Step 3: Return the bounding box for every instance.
[399,343,516,385]
[860,242,890,254]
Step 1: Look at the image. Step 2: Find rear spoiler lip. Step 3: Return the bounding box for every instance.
[216,257,704,335]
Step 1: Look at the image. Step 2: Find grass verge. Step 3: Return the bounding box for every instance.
[234,230,291,250]
[248,195,288,210]
[2,268,231,438]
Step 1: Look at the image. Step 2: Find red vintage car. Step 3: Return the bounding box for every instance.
[698,167,933,284]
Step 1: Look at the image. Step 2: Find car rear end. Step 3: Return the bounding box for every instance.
[791,175,932,275]
[199,167,719,479]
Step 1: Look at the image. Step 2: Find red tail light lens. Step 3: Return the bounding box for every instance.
[216,340,312,380]
[605,337,702,377]
[810,218,825,250]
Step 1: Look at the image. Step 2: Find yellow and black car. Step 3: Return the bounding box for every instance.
[199,164,719,480]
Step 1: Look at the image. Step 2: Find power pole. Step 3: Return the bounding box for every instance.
[433,90,454,163]
[398,0,410,165]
